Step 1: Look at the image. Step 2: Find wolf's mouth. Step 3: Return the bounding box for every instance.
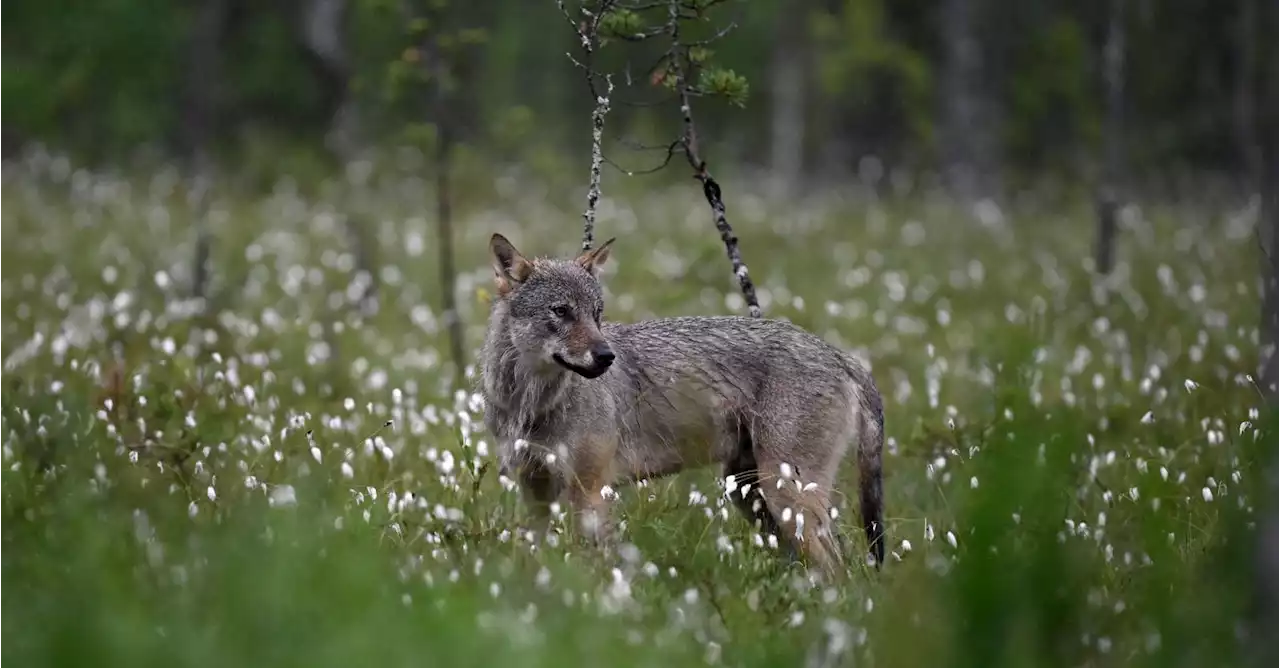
[553,353,612,379]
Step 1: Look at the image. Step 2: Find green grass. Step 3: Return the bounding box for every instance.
[2,149,1276,668]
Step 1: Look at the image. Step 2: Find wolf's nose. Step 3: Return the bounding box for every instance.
[591,343,615,367]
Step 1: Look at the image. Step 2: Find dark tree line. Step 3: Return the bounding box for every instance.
[3,0,1274,191]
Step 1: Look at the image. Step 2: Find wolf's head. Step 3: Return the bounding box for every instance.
[487,233,616,379]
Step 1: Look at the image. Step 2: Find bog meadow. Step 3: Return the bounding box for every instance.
[3,1,1277,667]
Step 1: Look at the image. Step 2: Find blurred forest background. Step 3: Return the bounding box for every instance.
[3,0,1277,199]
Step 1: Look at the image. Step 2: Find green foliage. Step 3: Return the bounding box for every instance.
[1004,15,1098,171]
[1,0,1271,181]
[1,0,187,158]
[697,67,750,108]
[599,7,647,43]
[811,0,933,150]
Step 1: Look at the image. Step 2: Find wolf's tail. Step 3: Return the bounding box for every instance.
[848,361,886,568]
[859,407,885,567]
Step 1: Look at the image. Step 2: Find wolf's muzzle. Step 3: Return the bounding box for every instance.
[589,342,615,368]
[553,342,615,379]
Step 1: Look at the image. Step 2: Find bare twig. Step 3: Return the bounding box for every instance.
[582,75,614,251]
[664,0,761,318]
[600,138,682,176]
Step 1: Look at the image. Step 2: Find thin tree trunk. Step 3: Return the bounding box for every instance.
[1233,0,1258,177]
[1257,135,1277,397]
[768,0,805,198]
[428,37,467,389]
[181,0,230,302]
[1094,0,1125,276]
[299,0,378,316]
[939,0,988,200]
[1254,2,1280,660]
[436,121,465,389]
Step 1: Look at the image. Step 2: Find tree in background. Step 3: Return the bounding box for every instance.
[767,0,806,197]
[181,0,234,302]
[366,0,487,389]
[297,0,380,317]
[1093,0,1125,277]
[810,0,931,186]
[938,0,991,199]
[1254,0,1274,655]
[3,0,1273,199]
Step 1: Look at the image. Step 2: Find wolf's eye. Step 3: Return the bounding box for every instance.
[551,305,571,319]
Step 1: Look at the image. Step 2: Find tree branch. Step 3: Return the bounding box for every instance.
[559,0,617,251]
[664,0,761,318]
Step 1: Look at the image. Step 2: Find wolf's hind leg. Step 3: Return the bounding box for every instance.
[759,481,845,578]
[750,429,848,579]
[723,460,798,561]
[722,418,800,560]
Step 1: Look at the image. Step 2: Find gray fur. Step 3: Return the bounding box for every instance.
[479,233,886,575]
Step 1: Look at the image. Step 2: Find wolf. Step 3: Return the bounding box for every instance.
[479,233,886,576]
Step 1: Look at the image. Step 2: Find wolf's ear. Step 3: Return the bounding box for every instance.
[490,233,532,295]
[575,237,615,277]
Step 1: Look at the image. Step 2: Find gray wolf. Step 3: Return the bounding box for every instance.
[479,233,886,576]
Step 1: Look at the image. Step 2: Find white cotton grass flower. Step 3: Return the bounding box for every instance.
[270,484,297,507]
[1201,487,1214,503]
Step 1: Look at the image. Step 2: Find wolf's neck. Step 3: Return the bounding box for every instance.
[481,315,573,436]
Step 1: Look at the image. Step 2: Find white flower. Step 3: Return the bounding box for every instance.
[1201,487,1213,502]
[270,485,298,507]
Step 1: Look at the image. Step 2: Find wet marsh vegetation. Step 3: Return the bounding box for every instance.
[2,151,1276,668]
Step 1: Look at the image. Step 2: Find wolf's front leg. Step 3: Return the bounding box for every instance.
[565,434,620,548]
[516,465,561,540]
